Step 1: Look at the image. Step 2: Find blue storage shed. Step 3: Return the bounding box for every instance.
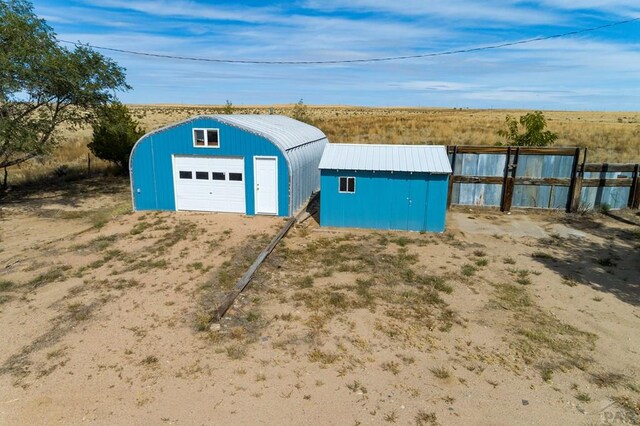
[129,115,327,216]
[319,144,452,232]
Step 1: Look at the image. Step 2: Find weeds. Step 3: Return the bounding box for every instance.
[29,265,72,287]
[67,303,91,321]
[492,283,532,310]
[130,221,151,235]
[0,280,15,291]
[532,251,554,260]
[461,264,477,276]
[575,392,591,402]
[611,395,640,419]
[383,411,398,423]
[141,355,159,365]
[308,348,339,365]
[430,367,451,379]
[475,258,489,267]
[590,372,628,388]
[415,410,438,426]
[381,361,401,375]
[226,344,248,360]
[194,311,213,332]
[294,275,314,289]
[346,380,367,394]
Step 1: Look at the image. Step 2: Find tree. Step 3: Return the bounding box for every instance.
[292,99,310,123]
[497,111,558,147]
[222,100,234,114]
[0,0,129,186]
[88,103,145,172]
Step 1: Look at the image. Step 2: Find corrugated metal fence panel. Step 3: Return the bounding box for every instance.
[453,183,503,206]
[456,153,505,176]
[451,153,505,206]
[512,154,574,209]
[579,170,632,210]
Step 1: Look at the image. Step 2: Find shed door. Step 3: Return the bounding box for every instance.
[406,176,428,231]
[173,155,245,213]
[254,156,278,215]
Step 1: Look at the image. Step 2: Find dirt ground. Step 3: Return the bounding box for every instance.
[1,177,639,425]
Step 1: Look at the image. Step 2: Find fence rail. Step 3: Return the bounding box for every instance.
[446,146,640,212]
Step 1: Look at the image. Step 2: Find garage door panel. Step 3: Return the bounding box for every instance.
[173,156,245,213]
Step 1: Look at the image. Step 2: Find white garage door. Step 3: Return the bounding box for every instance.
[173,156,245,213]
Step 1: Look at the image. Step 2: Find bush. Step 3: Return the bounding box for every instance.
[88,103,145,172]
[498,111,558,147]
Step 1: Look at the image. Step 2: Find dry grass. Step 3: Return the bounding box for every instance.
[6,105,639,187]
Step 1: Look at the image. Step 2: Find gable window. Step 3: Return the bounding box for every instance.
[339,176,355,193]
[193,128,220,148]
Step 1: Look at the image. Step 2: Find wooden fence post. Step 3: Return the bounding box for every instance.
[500,147,511,212]
[501,147,518,212]
[568,147,583,212]
[447,146,457,210]
[630,163,640,209]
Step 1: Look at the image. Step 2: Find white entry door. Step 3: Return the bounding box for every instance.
[254,156,278,215]
[173,155,245,213]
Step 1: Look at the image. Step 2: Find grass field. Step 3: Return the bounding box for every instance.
[6,105,640,187]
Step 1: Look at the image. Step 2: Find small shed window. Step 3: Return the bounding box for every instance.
[229,173,243,181]
[195,171,208,180]
[339,176,355,193]
[193,128,220,148]
[179,171,192,179]
[212,172,225,181]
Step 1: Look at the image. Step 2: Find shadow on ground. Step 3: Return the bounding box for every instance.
[0,172,128,210]
[532,210,640,306]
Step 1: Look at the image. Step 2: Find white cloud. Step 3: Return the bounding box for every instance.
[302,0,563,25]
[389,80,479,91]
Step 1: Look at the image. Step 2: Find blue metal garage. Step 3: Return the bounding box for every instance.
[319,144,452,232]
[129,115,327,216]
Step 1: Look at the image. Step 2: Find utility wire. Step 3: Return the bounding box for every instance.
[58,16,640,65]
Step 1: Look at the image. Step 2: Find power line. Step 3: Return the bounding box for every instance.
[58,16,640,65]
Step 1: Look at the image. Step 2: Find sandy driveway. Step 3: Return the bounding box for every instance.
[1,179,639,425]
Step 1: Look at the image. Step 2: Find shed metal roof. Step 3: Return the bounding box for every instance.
[319,143,452,173]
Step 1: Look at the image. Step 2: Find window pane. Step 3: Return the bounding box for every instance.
[195,171,208,180]
[179,171,192,179]
[194,129,205,146]
[339,177,347,192]
[212,172,225,180]
[207,130,219,146]
[229,173,242,181]
[348,177,355,192]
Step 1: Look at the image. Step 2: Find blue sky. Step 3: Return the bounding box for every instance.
[34,0,640,110]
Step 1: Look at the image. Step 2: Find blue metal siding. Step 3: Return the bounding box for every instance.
[130,117,289,216]
[320,170,448,232]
